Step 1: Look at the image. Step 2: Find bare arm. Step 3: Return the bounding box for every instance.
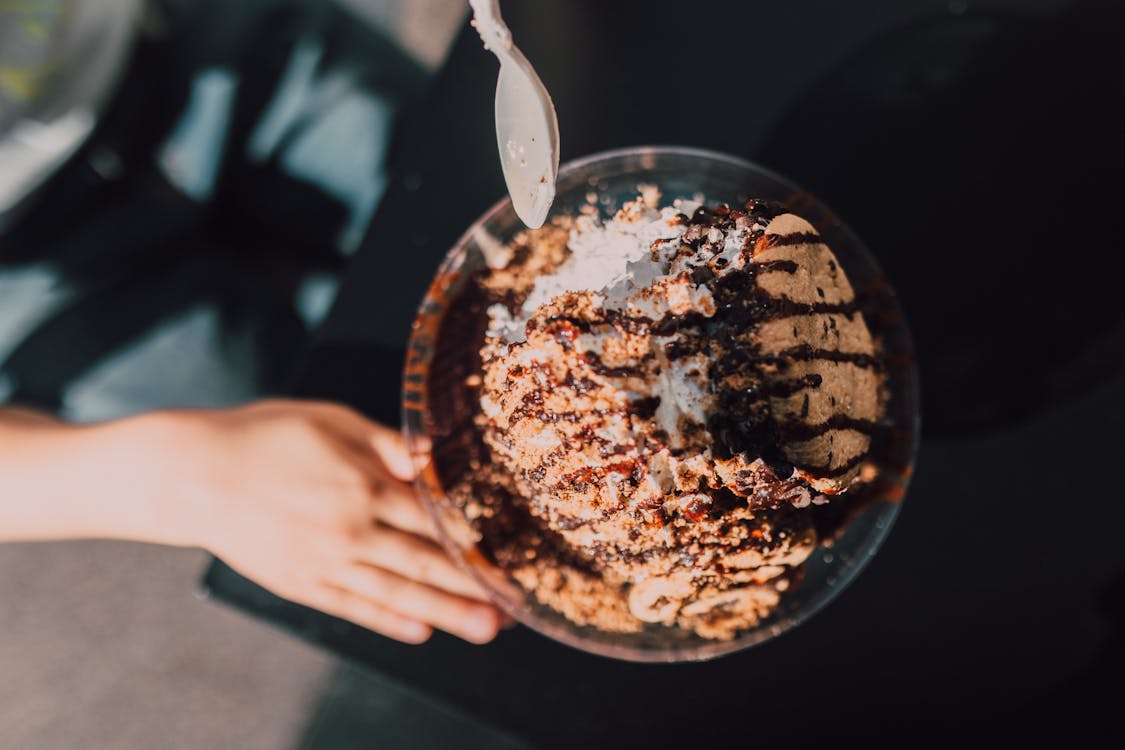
[0,408,187,544]
[0,402,503,644]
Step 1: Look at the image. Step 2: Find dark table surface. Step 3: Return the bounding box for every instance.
[204,1,1125,745]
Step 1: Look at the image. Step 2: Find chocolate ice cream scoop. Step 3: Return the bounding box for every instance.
[708,210,883,496]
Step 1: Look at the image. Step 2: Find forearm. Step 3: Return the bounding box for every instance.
[0,408,200,547]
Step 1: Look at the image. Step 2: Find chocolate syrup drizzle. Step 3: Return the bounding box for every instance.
[670,200,881,482]
[489,198,882,517]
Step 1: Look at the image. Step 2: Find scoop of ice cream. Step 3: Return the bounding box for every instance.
[475,195,883,634]
[482,198,881,499]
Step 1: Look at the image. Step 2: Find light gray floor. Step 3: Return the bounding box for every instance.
[0,540,530,749]
[0,540,335,749]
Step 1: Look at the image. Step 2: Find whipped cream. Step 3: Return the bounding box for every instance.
[488,197,750,343]
[485,197,742,442]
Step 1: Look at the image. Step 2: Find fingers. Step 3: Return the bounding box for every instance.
[330,564,502,644]
[360,473,439,540]
[298,401,418,482]
[264,399,441,539]
[355,523,491,602]
[304,585,433,644]
[369,423,415,482]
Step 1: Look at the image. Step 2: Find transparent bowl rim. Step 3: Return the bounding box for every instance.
[403,145,919,663]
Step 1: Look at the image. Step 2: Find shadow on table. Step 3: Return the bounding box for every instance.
[759,2,1125,741]
[297,662,528,750]
[760,0,1125,438]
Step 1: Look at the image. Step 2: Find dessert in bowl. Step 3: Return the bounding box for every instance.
[403,147,918,662]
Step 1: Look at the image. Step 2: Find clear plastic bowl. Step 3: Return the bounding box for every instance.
[402,146,919,662]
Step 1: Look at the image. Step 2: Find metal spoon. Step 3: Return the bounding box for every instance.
[469,0,560,229]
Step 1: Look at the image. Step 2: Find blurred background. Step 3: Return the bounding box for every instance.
[2,0,1123,747]
[1,2,494,747]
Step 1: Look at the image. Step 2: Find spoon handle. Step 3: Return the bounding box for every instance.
[468,0,513,54]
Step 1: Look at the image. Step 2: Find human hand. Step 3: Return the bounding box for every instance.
[134,400,503,645]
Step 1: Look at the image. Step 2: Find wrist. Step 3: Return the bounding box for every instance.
[94,410,215,549]
[0,408,214,547]
[117,411,218,550]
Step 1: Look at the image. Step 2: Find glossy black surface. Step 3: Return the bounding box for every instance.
[205,1,1125,745]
